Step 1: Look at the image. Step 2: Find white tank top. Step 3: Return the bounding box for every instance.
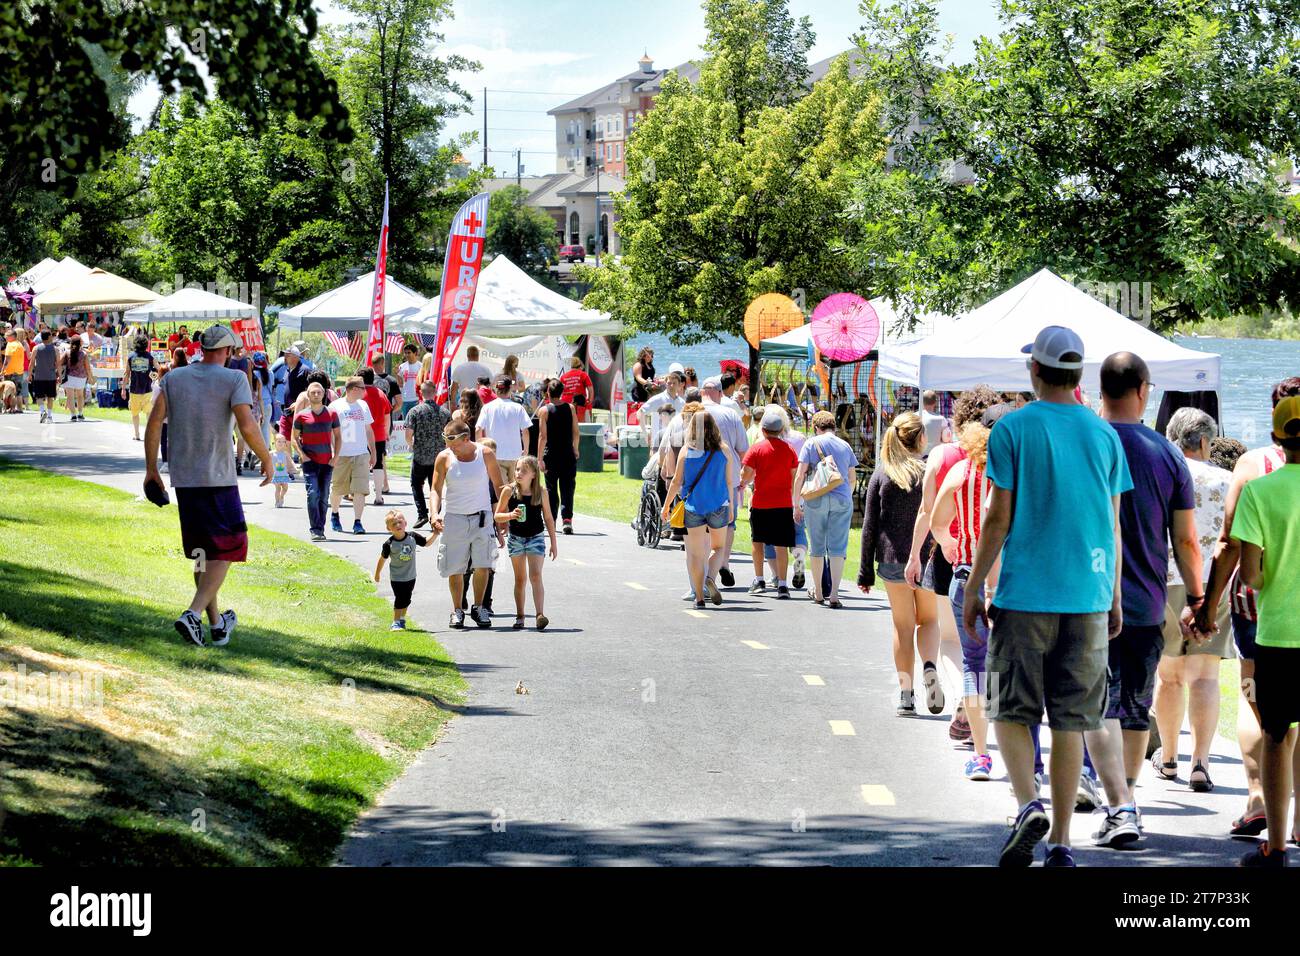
[444,444,492,515]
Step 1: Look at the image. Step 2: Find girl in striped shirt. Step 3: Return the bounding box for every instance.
[931,414,1001,782]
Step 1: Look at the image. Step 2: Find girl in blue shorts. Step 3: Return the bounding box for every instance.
[495,456,558,631]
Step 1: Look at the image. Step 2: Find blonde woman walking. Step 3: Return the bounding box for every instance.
[859,412,940,716]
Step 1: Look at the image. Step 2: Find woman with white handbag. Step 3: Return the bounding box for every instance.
[794,411,859,607]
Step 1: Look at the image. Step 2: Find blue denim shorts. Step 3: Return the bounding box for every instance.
[803,493,852,558]
[507,532,548,557]
[949,566,989,697]
[685,504,730,530]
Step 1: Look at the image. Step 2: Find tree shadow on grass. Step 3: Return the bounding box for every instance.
[0,706,374,866]
[0,560,463,709]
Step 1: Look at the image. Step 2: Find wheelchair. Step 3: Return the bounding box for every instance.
[633,458,682,550]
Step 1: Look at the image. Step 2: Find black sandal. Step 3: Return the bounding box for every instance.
[1189,762,1213,792]
[512,617,525,630]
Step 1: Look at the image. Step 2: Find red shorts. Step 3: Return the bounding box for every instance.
[176,486,249,563]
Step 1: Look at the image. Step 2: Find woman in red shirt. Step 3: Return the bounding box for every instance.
[560,357,594,423]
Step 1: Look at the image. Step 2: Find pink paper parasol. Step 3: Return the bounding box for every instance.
[810,293,879,362]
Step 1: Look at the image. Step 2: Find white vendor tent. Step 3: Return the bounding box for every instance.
[34,267,159,316]
[8,257,59,292]
[877,269,1221,392]
[28,257,93,297]
[125,287,257,322]
[277,271,430,333]
[411,256,623,338]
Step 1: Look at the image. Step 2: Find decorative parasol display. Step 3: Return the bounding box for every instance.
[743,292,804,349]
[810,293,879,362]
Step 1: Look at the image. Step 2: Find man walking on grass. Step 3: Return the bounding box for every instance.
[963,326,1132,867]
[1085,352,1202,850]
[144,325,273,648]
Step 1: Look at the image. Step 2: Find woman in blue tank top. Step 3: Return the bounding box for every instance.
[662,402,735,609]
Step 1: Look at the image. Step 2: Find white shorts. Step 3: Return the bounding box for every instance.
[65,377,86,392]
[437,511,497,578]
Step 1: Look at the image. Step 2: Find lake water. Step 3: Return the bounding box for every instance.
[624,332,1300,444]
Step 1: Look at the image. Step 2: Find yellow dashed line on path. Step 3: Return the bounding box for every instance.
[802,675,825,686]
[860,785,896,806]
[740,640,768,650]
[684,609,709,619]
[625,582,648,590]
[828,720,856,736]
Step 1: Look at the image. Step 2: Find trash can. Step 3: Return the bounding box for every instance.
[618,425,649,479]
[577,422,605,472]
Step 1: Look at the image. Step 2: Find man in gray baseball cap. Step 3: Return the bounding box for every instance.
[145,324,274,649]
[961,322,1135,867]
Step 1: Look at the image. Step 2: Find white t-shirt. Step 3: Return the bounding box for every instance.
[398,361,421,403]
[641,391,684,446]
[721,394,744,417]
[328,397,374,457]
[451,360,491,393]
[476,397,532,460]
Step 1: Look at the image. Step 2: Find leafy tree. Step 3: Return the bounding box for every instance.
[0,0,350,189]
[487,186,559,275]
[853,0,1300,328]
[583,0,884,345]
[314,0,482,292]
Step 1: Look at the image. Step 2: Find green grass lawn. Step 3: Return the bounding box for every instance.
[0,459,465,866]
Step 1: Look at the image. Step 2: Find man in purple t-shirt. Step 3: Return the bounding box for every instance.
[1088,351,1203,849]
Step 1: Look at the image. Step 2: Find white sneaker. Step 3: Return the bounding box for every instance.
[210,609,237,647]
[1076,772,1103,811]
[1093,808,1141,847]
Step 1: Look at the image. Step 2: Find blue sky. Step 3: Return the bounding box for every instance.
[429,0,1004,175]
[131,1,1004,172]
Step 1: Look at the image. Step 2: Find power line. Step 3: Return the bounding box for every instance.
[486,148,555,156]
[488,127,555,133]
[466,106,556,114]
[485,88,588,97]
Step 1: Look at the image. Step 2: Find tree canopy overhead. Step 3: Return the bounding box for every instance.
[583,0,883,345]
[853,0,1300,329]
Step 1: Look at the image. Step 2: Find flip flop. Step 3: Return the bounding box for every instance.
[1229,810,1267,837]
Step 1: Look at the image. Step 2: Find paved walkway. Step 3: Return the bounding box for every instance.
[1,411,1260,866]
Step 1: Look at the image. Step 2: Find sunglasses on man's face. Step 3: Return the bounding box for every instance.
[443,433,465,443]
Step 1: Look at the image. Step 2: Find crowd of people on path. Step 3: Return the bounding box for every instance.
[34,316,1282,869]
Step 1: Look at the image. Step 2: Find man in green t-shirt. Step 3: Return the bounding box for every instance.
[1229,395,1300,867]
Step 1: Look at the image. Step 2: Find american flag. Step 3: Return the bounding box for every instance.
[323,330,406,361]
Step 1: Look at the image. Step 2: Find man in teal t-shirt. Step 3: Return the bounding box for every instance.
[964,326,1132,869]
[1228,395,1300,868]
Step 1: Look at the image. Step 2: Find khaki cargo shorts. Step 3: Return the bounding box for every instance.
[986,606,1109,732]
[333,453,372,495]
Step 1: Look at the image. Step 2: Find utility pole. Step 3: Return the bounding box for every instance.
[482,88,488,168]
[516,148,522,186]
[594,162,602,268]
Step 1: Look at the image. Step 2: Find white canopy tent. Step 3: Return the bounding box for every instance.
[34,267,160,316]
[277,271,431,333]
[28,257,93,297]
[411,256,623,338]
[8,257,59,292]
[125,287,257,322]
[877,269,1221,392]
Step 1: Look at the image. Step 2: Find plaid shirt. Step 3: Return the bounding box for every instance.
[404,400,451,466]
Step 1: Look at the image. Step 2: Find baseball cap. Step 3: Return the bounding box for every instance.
[701,376,722,390]
[981,403,1015,429]
[760,409,786,432]
[285,345,302,356]
[1272,395,1300,444]
[1022,325,1085,370]
[667,362,685,375]
[200,325,240,350]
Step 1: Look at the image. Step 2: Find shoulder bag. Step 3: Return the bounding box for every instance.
[801,438,844,501]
